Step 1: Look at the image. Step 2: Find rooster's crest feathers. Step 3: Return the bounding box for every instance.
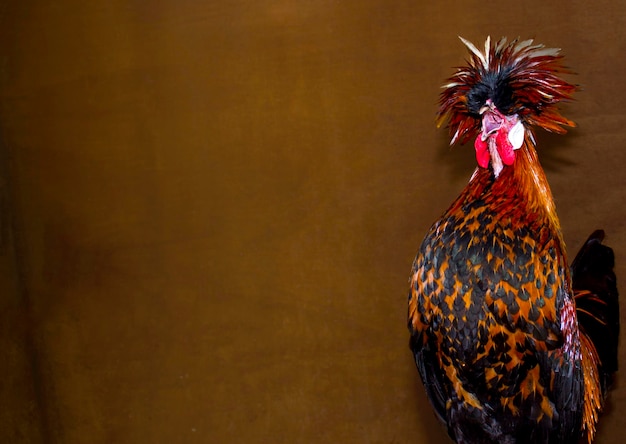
[438,36,578,145]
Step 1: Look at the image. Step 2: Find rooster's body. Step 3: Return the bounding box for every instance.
[408,37,618,444]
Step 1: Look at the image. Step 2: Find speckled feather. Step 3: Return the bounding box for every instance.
[408,37,617,444]
[409,143,582,443]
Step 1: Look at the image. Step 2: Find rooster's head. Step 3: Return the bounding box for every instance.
[437,36,577,177]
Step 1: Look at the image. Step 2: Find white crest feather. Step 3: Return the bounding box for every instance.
[516,39,534,50]
[459,36,488,69]
[484,36,491,66]
[451,128,461,145]
[532,47,561,57]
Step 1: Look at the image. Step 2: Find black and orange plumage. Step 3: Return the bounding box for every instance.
[408,37,618,444]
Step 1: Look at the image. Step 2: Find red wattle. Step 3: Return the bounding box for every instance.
[495,130,516,165]
[474,135,490,168]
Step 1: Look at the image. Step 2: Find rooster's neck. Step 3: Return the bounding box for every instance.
[510,139,563,240]
[451,137,564,248]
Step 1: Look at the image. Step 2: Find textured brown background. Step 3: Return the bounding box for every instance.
[0,1,625,443]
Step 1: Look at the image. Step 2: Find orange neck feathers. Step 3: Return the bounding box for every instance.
[449,136,564,250]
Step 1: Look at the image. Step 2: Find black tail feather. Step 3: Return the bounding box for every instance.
[571,229,619,393]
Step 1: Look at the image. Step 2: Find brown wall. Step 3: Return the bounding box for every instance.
[1,1,625,443]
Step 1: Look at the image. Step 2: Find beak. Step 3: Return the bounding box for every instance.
[478,98,495,115]
[479,100,503,140]
[482,112,503,137]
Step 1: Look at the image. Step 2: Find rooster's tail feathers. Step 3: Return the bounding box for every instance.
[572,229,619,393]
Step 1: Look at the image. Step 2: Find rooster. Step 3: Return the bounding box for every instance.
[407,37,619,444]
